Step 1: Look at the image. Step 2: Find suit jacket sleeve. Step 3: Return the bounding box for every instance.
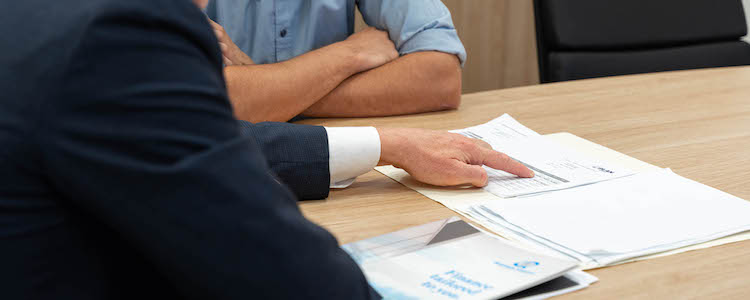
[37,1,376,299]
[238,121,330,200]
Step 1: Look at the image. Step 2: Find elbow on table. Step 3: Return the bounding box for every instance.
[434,64,462,111]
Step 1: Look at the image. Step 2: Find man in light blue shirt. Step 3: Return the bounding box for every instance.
[206,0,467,122]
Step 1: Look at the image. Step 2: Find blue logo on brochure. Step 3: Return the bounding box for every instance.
[513,261,540,269]
[494,261,541,275]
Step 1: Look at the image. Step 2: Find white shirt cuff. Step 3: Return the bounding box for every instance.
[325,127,381,188]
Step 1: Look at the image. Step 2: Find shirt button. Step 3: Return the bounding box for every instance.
[280,29,287,37]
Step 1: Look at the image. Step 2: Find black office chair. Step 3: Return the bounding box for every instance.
[534,0,750,83]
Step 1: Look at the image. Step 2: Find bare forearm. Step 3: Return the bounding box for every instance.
[225,43,360,123]
[303,51,462,118]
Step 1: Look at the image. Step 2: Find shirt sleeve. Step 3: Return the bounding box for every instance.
[39,2,377,299]
[357,0,468,66]
[325,127,382,188]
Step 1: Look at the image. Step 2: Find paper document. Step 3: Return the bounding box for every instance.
[478,169,750,266]
[343,217,595,300]
[452,114,541,141]
[376,124,750,269]
[484,136,634,197]
[452,115,633,197]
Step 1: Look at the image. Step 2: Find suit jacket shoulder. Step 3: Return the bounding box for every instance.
[2,0,371,299]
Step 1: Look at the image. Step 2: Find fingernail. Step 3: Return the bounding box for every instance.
[219,43,228,51]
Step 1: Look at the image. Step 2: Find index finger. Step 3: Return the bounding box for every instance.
[481,149,535,178]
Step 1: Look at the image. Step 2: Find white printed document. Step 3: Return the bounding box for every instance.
[478,169,750,266]
[452,115,633,198]
[452,114,541,141]
[482,136,634,198]
[343,218,596,300]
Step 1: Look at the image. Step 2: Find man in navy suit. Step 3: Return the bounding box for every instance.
[0,0,532,298]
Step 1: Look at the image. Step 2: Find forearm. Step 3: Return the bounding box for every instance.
[302,52,462,118]
[225,43,361,123]
[237,121,331,200]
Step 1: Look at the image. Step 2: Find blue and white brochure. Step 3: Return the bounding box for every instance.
[343,218,583,300]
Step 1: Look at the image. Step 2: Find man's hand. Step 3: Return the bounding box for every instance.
[208,19,254,66]
[377,128,535,187]
[341,27,399,74]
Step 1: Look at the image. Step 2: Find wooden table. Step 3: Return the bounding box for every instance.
[297,66,750,299]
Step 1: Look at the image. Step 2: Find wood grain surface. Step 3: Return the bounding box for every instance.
[297,66,750,299]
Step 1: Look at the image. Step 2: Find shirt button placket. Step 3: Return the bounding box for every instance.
[275,0,293,61]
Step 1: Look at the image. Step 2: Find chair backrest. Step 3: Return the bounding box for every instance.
[534,0,750,83]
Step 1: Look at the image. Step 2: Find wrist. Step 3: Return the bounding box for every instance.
[331,40,369,75]
[376,127,405,166]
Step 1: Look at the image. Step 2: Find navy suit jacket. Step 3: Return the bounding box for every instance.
[0,0,378,298]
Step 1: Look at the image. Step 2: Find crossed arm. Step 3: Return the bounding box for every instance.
[212,21,462,123]
[303,51,461,118]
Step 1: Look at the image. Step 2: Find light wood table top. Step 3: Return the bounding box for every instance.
[296,66,750,299]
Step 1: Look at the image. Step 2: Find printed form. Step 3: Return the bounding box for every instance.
[452,115,634,198]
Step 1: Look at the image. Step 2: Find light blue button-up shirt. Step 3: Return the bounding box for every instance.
[205,0,467,65]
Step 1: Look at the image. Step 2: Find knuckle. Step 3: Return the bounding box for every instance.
[461,139,480,153]
[477,140,492,150]
[454,138,472,151]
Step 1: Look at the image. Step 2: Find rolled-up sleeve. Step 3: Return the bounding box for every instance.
[357,0,467,66]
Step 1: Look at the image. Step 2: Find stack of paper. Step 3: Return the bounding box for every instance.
[343,217,598,300]
[471,169,750,267]
[375,114,750,269]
